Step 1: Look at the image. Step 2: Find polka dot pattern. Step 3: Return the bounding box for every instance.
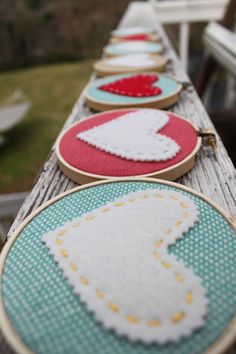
[2,181,236,354]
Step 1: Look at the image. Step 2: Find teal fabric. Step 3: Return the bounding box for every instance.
[106,42,162,55]
[87,74,179,104]
[2,181,236,354]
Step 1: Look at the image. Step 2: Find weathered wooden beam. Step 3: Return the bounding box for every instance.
[1,2,236,353]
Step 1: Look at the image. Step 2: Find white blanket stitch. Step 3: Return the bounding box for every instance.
[78,110,180,162]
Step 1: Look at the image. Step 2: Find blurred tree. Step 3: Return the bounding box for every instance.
[0,0,130,70]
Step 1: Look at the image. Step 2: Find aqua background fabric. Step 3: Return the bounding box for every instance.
[106,42,162,55]
[87,74,179,103]
[2,180,236,354]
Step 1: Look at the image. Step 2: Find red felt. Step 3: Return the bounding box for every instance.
[118,34,152,41]
[99,74,162,97]
[59,109,198,177]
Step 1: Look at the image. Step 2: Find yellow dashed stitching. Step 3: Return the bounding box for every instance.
[61,249,68,258]
[171,312,185,324]
[126,315,140,324]
[176,273,184,283]
[114,202,125,207]
[70,262,78,272]
[155,193,164,198]
[147,320,161,327]
[153,251,161,260]
[56,238,62,245]
[108,302,120,313]
[101,207,110,213]
[57,229,67,237]
[86,215,95,221]
[175,220,182,227]
[155,240,163,249]
[180,202,188,209]
[186,291,193,304]
[161,261,172,269]
[80,276,89,286]
[140,194,149,199]
[165,229,172,235]
[170,195,178,200]
[96,289,105,299]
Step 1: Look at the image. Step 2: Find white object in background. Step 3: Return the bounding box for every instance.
[0,102,31,133]
[204,22,236,77]
[149,0,229,71]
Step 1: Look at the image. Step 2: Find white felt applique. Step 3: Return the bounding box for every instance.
[42,189,207,344]
[105,54,156,68]
[77,110,180,162]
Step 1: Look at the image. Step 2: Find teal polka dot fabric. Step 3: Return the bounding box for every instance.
[86,74,180,104]
[105,42,162,56]
[2,180,236,354]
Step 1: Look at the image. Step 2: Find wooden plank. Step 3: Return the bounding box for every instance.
[1,2,236,353]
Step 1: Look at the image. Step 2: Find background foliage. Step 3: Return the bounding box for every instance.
[0,0,130,70]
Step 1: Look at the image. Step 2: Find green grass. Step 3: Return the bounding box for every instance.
[0,60,94,193]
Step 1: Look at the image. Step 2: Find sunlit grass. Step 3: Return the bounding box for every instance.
[0,60,94,193]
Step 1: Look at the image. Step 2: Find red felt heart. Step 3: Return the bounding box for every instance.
[99,74,162,98]
[119,34,151,41]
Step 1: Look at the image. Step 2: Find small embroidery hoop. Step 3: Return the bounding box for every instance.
[85,73,182,111]
[56,109,201,184]
[109,33,161,44]
[94,54,167,77]
[103,42,163,57]
[0,177,236,354]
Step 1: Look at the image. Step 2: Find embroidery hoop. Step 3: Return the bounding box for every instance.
[56,109,201,184]
[0,177,236,354]
[85,73,182,111]
[94,54,167,77]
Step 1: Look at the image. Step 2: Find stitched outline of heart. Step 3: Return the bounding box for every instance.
[42,189,207,344]
[77,110,181,162]
[99,74,162,97]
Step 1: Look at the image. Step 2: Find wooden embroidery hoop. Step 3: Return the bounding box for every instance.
[103,42,163,57]
[56,109,201,185]
[0,177,236,354]
[84,73,182,111]
[94,54,167,77]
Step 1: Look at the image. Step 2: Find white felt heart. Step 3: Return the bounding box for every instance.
[43,189,207,344]
[105,54,156,68]
[77,110,180,162]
